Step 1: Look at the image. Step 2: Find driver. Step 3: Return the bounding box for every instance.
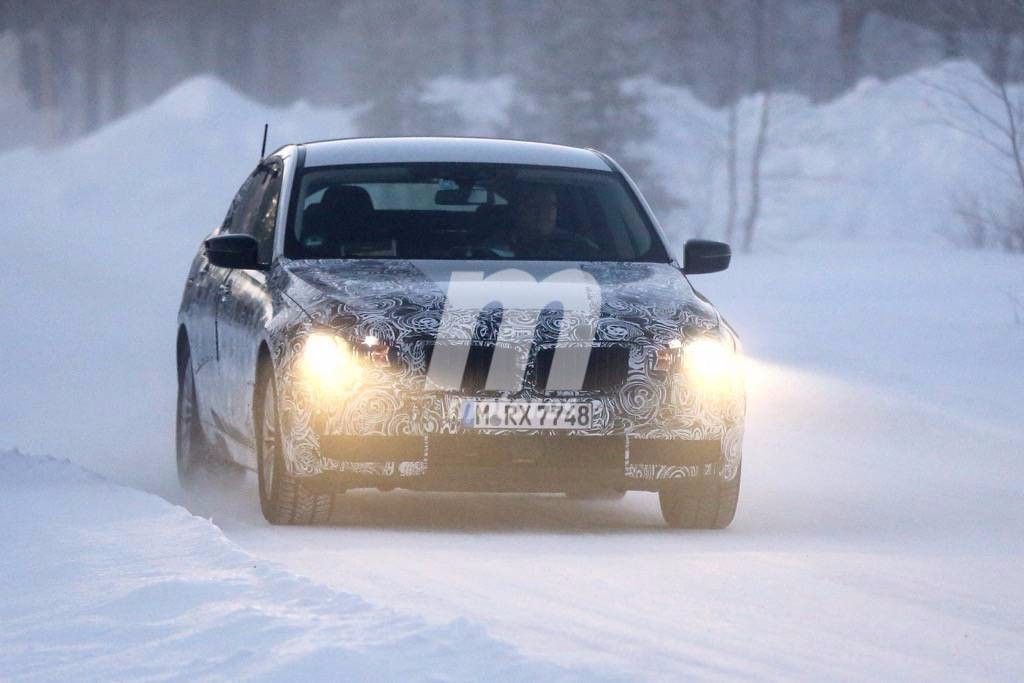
[512,185,559,245]
[486,185,561,257]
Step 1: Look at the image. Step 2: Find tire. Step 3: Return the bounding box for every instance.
[176,349,211,488]
[658,466,741,529]
[255,363,334,525]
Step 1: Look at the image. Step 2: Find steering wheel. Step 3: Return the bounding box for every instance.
[540,234,602,258]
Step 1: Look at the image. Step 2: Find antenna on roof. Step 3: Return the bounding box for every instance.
[260,123,269,160]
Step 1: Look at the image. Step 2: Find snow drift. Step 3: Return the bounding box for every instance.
[0,449,599,681]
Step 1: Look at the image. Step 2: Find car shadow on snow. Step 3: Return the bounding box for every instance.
[176,472,701,534]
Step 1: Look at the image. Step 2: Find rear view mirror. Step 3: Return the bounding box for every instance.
[205,234,263,270]
[682,239,731,274]
[435,186,488,205]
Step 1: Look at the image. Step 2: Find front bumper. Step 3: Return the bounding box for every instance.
[273,334,745,490]
[307,431,740,493]
[277,382,745,491]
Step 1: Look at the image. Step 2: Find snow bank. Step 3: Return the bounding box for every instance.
[1,78,361,493]
[635,61,1022,250]
[421,75,516,136]
[0,449,595,681]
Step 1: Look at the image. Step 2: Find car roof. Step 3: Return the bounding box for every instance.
[298,137,612,171]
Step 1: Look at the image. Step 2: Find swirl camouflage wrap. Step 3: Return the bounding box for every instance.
[266,258,745,485]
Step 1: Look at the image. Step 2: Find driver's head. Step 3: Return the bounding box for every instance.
[512,186,558,238]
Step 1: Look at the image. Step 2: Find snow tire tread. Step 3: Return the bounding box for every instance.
[257,363,334,526]
[658,466,741,529]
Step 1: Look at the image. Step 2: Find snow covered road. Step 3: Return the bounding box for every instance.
[193,362,1024,680]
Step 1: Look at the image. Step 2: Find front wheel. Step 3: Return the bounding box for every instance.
[255,363,334,525]
[658,467,741,529]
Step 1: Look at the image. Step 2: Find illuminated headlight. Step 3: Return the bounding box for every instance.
[681,336,743,396]
[298,332,364,398]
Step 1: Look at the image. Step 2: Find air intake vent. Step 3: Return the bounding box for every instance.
[420,343,630,394]
[422,342,499,393]
[534,346,629,393]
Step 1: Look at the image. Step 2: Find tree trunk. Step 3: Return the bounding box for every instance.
[461,0,481,78]
[18,33,44,110]
[942,25,962,59]
[990,29,1011,84]
[266,8,302,104]
[82,10,102,133]
[838,1,868,90]
[742,0,772,252]
[184,4,207,76]
[41,18,66,142]
[109,8,128,118]
[487,0,506,73]
[724,102,739,243]
[742,94,770,252]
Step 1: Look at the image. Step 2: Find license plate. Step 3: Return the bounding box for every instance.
[462,401,598,430]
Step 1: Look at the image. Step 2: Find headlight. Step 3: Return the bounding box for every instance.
[681,336,743,396]
[298,332,364,398]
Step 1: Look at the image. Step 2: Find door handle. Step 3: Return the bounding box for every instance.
[219,283,231,301]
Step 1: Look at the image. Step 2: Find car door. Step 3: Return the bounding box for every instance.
[215,161,282,467]
[191,172,261,427]
[182,245,218,408]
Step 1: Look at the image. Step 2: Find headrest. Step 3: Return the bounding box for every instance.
[320,185,374,218]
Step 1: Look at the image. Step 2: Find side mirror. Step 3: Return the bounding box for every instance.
[682,239,731,275]
[205,234,263,270]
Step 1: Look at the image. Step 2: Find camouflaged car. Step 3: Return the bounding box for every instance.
[176,137,744,527]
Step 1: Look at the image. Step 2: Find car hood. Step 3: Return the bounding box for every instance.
[279,258,720,346]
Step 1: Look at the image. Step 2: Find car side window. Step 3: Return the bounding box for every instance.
[251,166,282,264]
[220,163,281,264]
[220,173,260,236]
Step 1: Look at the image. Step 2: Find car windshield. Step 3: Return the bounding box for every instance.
[285,163,669,262]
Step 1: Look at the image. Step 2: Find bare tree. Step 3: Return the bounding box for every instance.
[486,0,507,74]
[740,0,773,252]
[701,1,742,243]
[81,6,101,133]
[838,0,870,89]
[949,190,994,247]
[924,2,1024,252]
[928,73,1024,251]
[694,0,775,251]
[1010,287,1024,325]
[724,102,740,243]
[108,1,129,119]
[741,94,771,252]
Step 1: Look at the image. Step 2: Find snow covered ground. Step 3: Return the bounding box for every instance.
[188,244,1024,680]
[2,63,1023,679]
[0,449,597,681]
